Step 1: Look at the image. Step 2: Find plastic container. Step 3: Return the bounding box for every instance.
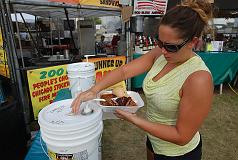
[38,99,103,160]
[67,62,95,98]
[96,91,144,113]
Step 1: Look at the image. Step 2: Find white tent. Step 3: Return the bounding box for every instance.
[0,0,122,133]
[9,0,121,18]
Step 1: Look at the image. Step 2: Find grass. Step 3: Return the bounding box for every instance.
[102,86,238,160]
[201,86,238,160]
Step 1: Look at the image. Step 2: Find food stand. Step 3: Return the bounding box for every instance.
[132,52,238,88]
[1,0,238,158]
[0,0,121,116]
[130,0,238,94]
[0,0,123,158]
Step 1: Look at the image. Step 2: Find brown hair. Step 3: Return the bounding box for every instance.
[160,0,213,40]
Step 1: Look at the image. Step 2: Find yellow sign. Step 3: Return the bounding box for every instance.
[79,0,120,8]
[27,56,126,119]
[0,27,10,78]
[83,56,126,90]
[48,0,121,8]
[27,65,70,119]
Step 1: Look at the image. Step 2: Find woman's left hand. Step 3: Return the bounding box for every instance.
[114,109,137,122]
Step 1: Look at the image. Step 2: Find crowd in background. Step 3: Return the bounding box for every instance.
[194,34,238,52]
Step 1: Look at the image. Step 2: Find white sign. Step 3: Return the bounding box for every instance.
[133,0,168,15]
[211,41,224,51]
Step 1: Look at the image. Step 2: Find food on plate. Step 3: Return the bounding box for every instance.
[100,93,116,100]
[116,96,137,106]
[100,94,137,106]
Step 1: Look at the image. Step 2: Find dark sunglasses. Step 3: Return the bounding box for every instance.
[157,38,190,53]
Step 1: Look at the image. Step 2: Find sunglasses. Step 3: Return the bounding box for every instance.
[157,38,190,53]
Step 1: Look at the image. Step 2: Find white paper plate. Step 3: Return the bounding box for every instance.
[96,91,144,113]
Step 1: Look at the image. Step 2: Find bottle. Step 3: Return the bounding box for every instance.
[148,36,153,50]
[153,38,158,48]
[135,34,141,53]
[139,35,144,49]
[135,35,140,46]
[142,36,149,53]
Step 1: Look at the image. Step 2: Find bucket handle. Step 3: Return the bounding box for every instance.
[40,132,53,160]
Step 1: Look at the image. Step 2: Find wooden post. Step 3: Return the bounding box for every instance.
[219,83,223,94]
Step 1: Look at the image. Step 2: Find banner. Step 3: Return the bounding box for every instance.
[49,0,121,8]
[27,65,70,119]
[83,56,126,90]
[27,56,126,119]
[79,0,120,8]
[133,0,168,15]
[0,27,10,78]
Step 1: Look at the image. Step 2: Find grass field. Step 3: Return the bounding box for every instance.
[102,86,238,160]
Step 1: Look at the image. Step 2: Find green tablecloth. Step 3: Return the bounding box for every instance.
[198,52,238,85]
[132,52,238,88]
[54,88,72,101]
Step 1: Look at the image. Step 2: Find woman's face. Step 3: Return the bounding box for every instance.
[158,25,193,64]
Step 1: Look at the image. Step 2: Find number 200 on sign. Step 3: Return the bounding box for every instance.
[40,68,64,79]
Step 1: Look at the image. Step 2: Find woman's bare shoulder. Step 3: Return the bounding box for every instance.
[183,70,213,95]
[188,70,212,84]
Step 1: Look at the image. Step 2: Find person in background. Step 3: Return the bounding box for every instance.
[206,38,212,51]
[97,35,107,53]
[111,34,120,55]
[71,0,214,160]
[194,36,205,51]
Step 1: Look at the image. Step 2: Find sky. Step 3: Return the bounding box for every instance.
[11,13,35,22]
[213,18,235,24]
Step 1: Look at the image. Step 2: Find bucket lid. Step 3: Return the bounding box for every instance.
[67,62,95,72]
[38,99,102,131]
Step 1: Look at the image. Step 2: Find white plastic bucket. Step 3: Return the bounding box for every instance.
[38,99,103,160]
[67,62,95,98]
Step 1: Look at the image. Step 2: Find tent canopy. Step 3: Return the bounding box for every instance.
[215,0,238,18]
[10,0,238,19]
[167,0,238,18]
[8,0,121,18]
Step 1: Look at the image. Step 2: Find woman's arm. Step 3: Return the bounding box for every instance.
[116,70,214,145]
[71,48,161,113]
[91,48,160,93]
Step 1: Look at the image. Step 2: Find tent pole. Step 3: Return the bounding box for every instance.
[14,11,25,68]
[78,18,82,57]
[126,21,131,90]
[50,17,53,55]
[64,7,77,51]
[57,18,61,46]
[35,16,44,56]
[5,1,31,134]
[0,1,16,83]
[19,12,40,57]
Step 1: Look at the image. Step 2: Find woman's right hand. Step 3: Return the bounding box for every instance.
[71,89,97,114]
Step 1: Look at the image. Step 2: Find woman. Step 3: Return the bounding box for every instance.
[71,0,214,159]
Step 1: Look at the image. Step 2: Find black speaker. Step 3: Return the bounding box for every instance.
[130,16,144,33]
[64,20,75,31]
